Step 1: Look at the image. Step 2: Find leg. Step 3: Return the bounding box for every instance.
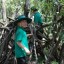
[17,57,27,64]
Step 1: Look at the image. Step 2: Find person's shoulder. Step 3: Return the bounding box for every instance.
[36,12,41,17]
[34,12,39,16]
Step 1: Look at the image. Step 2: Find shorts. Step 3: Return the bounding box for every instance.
[17,56,27,64]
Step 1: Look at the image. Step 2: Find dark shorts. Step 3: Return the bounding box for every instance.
[17,56,27,64]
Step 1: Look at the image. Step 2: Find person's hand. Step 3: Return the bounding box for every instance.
[27,34,33,37]
[24,47,31,55]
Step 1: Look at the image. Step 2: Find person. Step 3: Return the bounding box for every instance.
[14,15,32,64]
[31,6,43,26]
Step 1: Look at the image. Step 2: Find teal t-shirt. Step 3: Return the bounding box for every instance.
[34,11,43,25]
[14,26,29,58]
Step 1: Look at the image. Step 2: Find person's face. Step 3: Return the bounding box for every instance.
[18,20,28,28]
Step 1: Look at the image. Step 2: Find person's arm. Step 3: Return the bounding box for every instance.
[17,41,24,49]
[27,34,33,37]
[16,31,31,55]
[17,41,31,55]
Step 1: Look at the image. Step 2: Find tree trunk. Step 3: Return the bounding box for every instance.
[2,0,7,22]
[2,0,8,26]
[24,0,30,17]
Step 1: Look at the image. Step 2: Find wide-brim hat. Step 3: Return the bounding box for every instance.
[14,15,32,25]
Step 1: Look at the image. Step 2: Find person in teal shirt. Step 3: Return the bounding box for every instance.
[31,6,43,25]
[31,6,43,40]
[14,15,32,64]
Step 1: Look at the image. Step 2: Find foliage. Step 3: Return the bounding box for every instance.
[51,61,58,64]
[6,0,25,17]
[0,0,64,64]
[0,0,64,18]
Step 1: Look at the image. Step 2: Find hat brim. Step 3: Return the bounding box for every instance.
[14,17,32,25]
[22,18,32,23]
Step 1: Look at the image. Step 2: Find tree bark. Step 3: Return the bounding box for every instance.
[2,0,8,26]
[24,0,30,17]
[2,0,7,22]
